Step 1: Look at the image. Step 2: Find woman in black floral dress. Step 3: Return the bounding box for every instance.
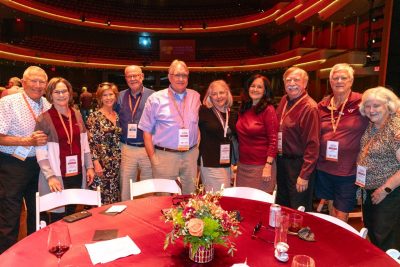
[87,82,121,204]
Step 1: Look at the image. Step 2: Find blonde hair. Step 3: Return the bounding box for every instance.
[203,80,233,108]
[329,63,354,81]
[360,86,400,115]
[96,82,119,107]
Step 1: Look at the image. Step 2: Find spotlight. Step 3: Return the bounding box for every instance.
[106,20,111,26]
[179,23,183,30]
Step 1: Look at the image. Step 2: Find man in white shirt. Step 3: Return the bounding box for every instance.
[0,66,51,253]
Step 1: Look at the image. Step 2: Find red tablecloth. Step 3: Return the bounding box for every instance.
[0,196,396,266]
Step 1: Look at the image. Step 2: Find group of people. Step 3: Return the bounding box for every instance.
[0,61,398,254]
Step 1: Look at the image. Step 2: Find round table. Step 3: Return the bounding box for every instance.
[0,196,396,266]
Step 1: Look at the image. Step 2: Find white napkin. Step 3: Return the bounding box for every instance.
[105,205,127,213]
[85,235,141,264]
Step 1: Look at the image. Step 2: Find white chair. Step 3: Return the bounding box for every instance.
[307,212,368,239]
[129,178,182,199]
[35,187,101,231]
[221,186,276,203]
[386,249,400,263]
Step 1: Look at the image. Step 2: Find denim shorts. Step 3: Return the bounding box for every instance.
[315,170,357,213]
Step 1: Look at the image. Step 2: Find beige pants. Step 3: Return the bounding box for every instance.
[200,157,231,192]
[120,143,153,201]
[151,147,199,194]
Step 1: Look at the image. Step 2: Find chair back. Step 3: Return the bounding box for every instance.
[130,178,182,199]
[307,212,368,238]
[221,187,276,203]
[386,249,400,263]
[35,188,101,231]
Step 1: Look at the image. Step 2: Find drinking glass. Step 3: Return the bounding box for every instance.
[289,213,303,233]
[48,224,71,267]
[291,255,315,267]
[274,212,289,248]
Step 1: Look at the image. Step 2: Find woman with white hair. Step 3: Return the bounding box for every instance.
[357,86,400,251]
[198,80,236,191]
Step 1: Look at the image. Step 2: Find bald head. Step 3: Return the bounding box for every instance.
[124,65,144,93]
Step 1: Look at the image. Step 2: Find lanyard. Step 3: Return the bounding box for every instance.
[329,96,348,134]
[168,89,186,128]
[211,107,229,138]
[279,94,307,126]
[128,92,142,123]
[22,93,43,123]
[57,108,73,154]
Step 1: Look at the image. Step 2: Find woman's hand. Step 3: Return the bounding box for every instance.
[262,164,272,182]
[296,177,309,192]
[86,168,95,186]
[93,160,104,177]
[48,176,62,192]
[371,187,387,205]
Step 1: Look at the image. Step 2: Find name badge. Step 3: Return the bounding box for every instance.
[65,155,78,177]
[278,131,283,155]
[178,128,190,151]
[355,165,367,187]
[326,140,339,161]
[220,144,230,164]
[127,123,137,139]
[12,146,33,161]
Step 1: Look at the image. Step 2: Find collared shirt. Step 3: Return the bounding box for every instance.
[117,86,154,144]
[275,93,320,180]
[0,92,51,156]
[139,86,200,149]
[317,92,369,176]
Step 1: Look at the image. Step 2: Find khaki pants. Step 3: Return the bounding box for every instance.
[120,143,153,201]
[151,147,199,194]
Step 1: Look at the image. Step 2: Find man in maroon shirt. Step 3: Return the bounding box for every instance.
[316,63,368,221]
[275,67,320,211]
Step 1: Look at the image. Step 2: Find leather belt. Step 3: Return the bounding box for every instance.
[154,145,197,153]
[126,142,145,147]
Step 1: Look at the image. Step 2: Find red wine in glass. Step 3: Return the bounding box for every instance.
[49,245,70,258]
[48,224,71,266]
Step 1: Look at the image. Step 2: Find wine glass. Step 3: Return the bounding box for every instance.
[291,255,315,267]
[48,224,71,267]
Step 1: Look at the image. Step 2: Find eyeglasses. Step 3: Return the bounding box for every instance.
[52,89,69,95]
[285,78,301,83]
[251,221,273,243]
[28,79,46,85]
[169,73,189,80]
[331,76,349,82]
[99,82,113,88]
[125,74,142,79]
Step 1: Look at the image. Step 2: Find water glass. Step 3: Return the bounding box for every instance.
[291,255,315,267]
[289,213,303,233]
[274,212,289,248]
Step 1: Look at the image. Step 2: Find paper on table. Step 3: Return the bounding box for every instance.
[105,205,127,213]
[85,235,141,264]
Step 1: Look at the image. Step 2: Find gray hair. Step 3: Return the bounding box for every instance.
[168,60,189,74]
[283,67,309,84]
[360,86,400,115]
[23,66,48,81]
[329,63,354,81]
[203,80,233,108]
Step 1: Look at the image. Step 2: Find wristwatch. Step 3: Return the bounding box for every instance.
[384,187,392,194]
[266,161,273,166]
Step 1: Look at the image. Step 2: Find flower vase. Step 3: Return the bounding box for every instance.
[189,244,214,263]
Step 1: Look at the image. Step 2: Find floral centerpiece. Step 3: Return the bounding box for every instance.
[163,189,241,263]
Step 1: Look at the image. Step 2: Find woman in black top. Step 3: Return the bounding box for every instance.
[198,80,236,191]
